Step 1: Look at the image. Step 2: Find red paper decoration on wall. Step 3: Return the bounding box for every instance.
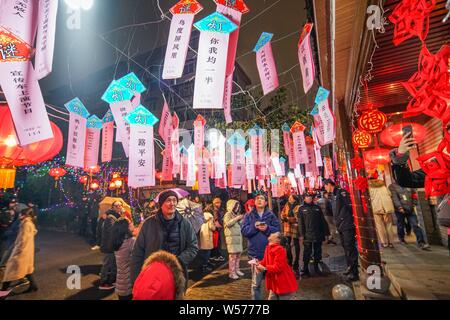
[352,130,373,149]
[403,44,450,122]
[357,110,387,134]
[389,0,436,46]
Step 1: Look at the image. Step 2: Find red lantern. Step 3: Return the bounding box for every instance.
[358,110,387,134]
[0,105,63,167]
[48,168,66,180]
[84,165,100,175]
[79,176,88,184]
[108,182,117,190]
[364,148,391,164]
[90,180,100,190]
[380,122,426,147]
[352,130,373,149]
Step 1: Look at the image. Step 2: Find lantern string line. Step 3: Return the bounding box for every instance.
[240,0,283,30]
[351,0,388,131]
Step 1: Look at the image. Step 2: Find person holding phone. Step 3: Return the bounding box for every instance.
[241,191,280,300]
[390,120,450,254]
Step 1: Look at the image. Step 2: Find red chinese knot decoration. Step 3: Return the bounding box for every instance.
[352,130,373,149]
[357,110,387,134]
[389,0,436,46]
[350,156,365,170]
[353,176,369,192]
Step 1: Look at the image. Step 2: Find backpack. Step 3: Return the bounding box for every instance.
[436,195,450,227]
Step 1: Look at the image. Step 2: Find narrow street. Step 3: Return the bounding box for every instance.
[3,229,349,300]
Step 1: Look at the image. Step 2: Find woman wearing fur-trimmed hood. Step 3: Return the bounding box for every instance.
[132,250,186,300]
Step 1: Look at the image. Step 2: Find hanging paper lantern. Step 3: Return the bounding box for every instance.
[357,109,387,134]
[112,172,121,179]
[108,182,117,190]
[90,180,100,190]
[114,180,123,188]
[79,176,88,184]
[352,130,373,149]
[48,167,67,180]
[380,122,426,147]
[84,165,100,175]
[0,105,63,167]
[364,148,391,164]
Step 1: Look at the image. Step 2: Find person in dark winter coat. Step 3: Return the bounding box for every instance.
[130,190,198,287]
[280,195,301,276]
[112,218,136,300]
[388,182,430,249]
[256,232,298,300]
[133,250,186,300]
[298,192,330,277]
[324,179,359,281]
[99,201,124,290]
[241,192,280,300]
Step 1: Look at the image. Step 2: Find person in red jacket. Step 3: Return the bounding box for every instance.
[255,232,298,300]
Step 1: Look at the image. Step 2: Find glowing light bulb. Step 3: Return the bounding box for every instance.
[4,135,17,147]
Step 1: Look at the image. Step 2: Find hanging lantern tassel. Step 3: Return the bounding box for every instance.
[0,167,16,190]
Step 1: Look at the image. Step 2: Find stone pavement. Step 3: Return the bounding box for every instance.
[186,242,348,300]
[381,237,450,300]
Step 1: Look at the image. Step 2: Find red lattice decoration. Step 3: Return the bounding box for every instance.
[352,130,373,149]
[403,44,450,122]
[389,0,436,46]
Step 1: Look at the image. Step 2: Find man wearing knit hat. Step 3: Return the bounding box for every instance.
[130,190,198,286]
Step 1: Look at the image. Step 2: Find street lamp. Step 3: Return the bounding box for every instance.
[65,0,94,10]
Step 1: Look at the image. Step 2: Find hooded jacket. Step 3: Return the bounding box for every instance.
[100,209,121,254]
[388,183,415,213]
[368,180,395,215]
[241,207,280,260]
[260,243,298,295]
[132,251,186,300]
[223,199,244,254]
[130,210,198,285]
[199,210,215,250]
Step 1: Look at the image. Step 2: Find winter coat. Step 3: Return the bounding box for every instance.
[241,207,280,260]
[317,197,333,217]
[2,215,20,249]
[114,237,136,297]
[330,187,356,232]
[223,200,244,254]
[368,180,395,215]
[133,251,186,300]
[280,203,300,238]
[199,211,215,250]
[390,149,426,188]
[388,183,415,213]
[130,210,198,285]
[260,243,298,295]
[3,217,37,281]
[100,210,121,254]
[298,203,330,242]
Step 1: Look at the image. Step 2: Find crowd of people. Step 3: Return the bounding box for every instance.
[0,133,447,300]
